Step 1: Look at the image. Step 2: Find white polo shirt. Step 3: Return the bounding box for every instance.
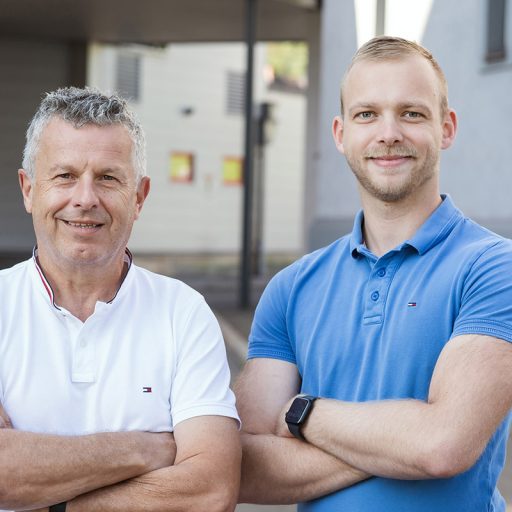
[0,255,239,435]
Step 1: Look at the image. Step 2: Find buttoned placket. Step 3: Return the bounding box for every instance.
[58,302,111,383]
[361,249,408,325]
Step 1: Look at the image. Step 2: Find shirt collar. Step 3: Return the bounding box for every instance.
[404,195,463,255]
[350,195,464,258]
[350,210,366,257]
[32,247,133,310]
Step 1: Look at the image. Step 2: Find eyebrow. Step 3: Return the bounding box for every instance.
[347,103,378,115]
[48,164,124,174]
[348,101,434,116]
[396,102,433,114]
[48,164,75,173]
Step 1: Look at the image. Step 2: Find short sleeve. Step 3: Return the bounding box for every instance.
[452,239,512,343]
[170,296,240,428]
[247,263,298,363]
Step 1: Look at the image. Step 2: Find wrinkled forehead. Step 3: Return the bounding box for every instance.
[34,118,136,171]
[38,117,134,150]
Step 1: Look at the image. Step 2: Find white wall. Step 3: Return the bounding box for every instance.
[88,42,306,254]
[261,87,306,252]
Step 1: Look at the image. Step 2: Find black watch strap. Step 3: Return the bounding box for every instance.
[287,421,304,440]
[49,502,67,512]
[285,395,317,441]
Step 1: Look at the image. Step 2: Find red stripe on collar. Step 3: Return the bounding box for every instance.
[32,247,60,310]
[32,247,133,309]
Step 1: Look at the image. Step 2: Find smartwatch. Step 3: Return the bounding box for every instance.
[49,503,67,512]
[285,395,317,440]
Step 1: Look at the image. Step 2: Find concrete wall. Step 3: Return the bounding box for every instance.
[305,0,512,250]
[423,0,512,236]
[305,0,359,250]
[0,39,76,257]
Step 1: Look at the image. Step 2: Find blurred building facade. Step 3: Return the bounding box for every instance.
[0,0,510,264]
[88,42,306,259]
[305,0,512,249]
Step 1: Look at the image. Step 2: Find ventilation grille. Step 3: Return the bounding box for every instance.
[116,54,141,101]
[226,71,246,115]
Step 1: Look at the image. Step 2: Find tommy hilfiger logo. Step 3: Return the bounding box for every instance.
[407,302,417,307]
[143,387,152,393]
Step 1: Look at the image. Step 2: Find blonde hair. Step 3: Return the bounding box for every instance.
[340,36,448,116]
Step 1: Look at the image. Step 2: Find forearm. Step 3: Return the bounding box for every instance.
[0,430,175,510]
[65,455,238,512]
[61,417,241,512]
[240,432,369,504]
[302,336,512,480]
[303,398,455,479]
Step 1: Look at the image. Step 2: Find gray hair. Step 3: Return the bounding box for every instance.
[22,86,146,181]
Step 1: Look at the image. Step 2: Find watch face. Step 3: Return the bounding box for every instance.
[285,397,311,424]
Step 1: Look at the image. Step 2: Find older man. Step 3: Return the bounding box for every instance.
[236,36,512,511]
[0,87,240,512]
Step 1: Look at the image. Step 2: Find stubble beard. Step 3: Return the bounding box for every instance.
[345,145,440,203]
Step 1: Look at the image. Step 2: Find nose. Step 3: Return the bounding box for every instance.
[72,175,99,210]
[377,115,404,145]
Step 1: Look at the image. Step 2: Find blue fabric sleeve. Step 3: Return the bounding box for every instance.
[247,262,298,363]
[453,239,512,343]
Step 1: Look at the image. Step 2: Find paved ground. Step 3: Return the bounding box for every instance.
[182,272,512,510]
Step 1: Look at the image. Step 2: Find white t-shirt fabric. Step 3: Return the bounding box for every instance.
[0,256,239,436]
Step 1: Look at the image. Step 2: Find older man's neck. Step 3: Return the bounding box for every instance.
[37,255,127,322]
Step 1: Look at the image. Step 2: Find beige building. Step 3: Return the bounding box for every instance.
[88,42,306,258]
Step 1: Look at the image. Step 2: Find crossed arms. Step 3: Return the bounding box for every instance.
[235,334,512,504]
[0,410,240,512]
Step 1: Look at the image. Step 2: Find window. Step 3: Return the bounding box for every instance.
[486,0,507,62]
[116,53,141,101]
[169,152,194,183]
[222,156,243,185]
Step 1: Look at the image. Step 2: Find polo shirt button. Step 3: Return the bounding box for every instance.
[377,268,386,277]
[371,291,379,301]
[80,340,87,348]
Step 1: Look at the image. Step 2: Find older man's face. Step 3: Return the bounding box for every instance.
[19,118,149,273]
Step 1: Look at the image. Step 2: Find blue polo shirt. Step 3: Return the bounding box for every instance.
[248,195,512,512]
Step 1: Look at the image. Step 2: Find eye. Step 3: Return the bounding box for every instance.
[403,111,423,119]
[355,111,375,120]
[101,174,116,181]
[54,173,72,180]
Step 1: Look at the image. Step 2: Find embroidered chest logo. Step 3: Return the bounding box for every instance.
[142,387,152,393]
[407,302,417,308]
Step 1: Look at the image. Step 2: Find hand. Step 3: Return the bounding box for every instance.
[143,432,177,471]
[274,397,295,439]
[0,402,12,429]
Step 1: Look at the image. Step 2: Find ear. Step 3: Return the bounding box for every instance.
[440,109,457,150]
[18,169,33,214]
[332,116,346,154]
[134,176,151,220]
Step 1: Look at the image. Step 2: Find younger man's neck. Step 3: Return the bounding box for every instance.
[361,190,442,257]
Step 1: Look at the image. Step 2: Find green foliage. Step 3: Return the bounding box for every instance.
[267,42,308,84]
